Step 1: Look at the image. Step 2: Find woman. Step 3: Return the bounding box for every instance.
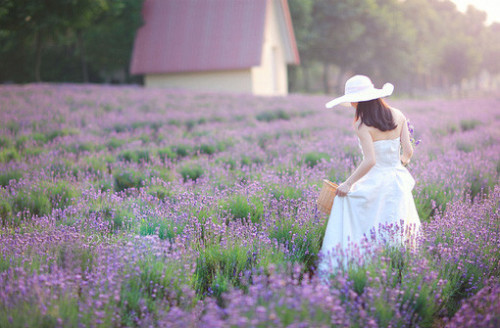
[318,75,421,275]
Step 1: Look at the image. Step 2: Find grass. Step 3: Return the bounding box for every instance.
[256,109,291,122]
[179,164,204,182]
[194,243,256,302]
[222,194,264,224]
[0,169,23,186]
[304,152,330,168]
[0,147,21,163]
[118,149,152,163]
[414,183,454,221]
[268,216,326,270]
[459,119,481,132]
[114,169,146,192]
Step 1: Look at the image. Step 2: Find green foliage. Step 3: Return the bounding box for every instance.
[138,133,150,144]
[0,147,20,163]
[114,169,146,192]
[268,217,326,269]
[347,265,368,295]
[77,141,96,153]
[85,155,114,178]
[241,155,264,167]
[167,119,182,127]
[456,141,474,153]
[467,169,496,201]
[46,128,79,142]
[47,159,75,178]
[0,169,23,186]
[197,143,217,155]
[222,195,264,224]
[47,181,77,209]
[6,121,20,135]
[172,144,192,158]
[120,254,189,326]
[117,149,137,162]
[414,184,453,222]
[149,166,174,182]
[157,146,177,161]
[304,151,329,168]
[14,135,29,151]
[94,179,113,192]
[270,185,303,200]
[440,37,481,84]
[146,185,173,201]
[0,199,12,225]
[86,198,132,232]
[118,149,151,163]
[0,136,13,148]
[31,133,48,144]
[0,0,497,92]
[194,243,255,300]
[23,147,44,157]
[138,215,184,241]
[106,137,126,150]
[13,189,52,218]
[256,109,291,122]
[216,157,237,170]
[185,118,200,130]
[179,164,204,182]
[459,119,481,132]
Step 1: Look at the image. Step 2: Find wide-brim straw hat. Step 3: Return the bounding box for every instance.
[325,75,394,109]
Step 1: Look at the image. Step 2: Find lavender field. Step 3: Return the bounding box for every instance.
[0,84,499,327]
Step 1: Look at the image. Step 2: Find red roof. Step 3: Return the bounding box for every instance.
[130,0,299,75]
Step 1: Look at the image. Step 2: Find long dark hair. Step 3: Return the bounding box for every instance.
[355,98,397,131]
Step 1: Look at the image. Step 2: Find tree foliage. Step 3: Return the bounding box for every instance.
[288,0,499,93]
[0,0,142,83]
[0,0,498,93]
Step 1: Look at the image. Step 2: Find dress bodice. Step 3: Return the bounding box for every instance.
[359,137,401,168]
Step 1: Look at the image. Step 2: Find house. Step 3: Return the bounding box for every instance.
[130,0,300,95]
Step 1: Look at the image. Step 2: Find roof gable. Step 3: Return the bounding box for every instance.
[276,0,300,65]
[131,0,299,75]
[131,0,267,74]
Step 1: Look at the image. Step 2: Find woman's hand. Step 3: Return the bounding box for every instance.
[336,181,351,197]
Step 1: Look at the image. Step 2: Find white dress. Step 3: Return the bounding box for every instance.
[318,137,421,273]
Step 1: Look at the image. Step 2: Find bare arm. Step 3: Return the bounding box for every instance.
[336,124,376,196]
[400,116,413,165]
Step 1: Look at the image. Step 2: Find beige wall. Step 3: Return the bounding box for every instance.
[251,0,288,95]
[144,0,289,96]
[145,69,253,93]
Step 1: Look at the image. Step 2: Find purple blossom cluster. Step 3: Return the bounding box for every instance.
[0,84,499,327]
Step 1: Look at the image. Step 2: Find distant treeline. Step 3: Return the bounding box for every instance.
[0,0,143,84]
[289,0,500,94]
[1,0,499,94]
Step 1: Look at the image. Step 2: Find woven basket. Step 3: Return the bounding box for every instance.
[317,179,338,215]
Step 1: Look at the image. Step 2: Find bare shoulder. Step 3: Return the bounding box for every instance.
[353,119,363,129]
[390,107,406,123]
[354,121,371,138]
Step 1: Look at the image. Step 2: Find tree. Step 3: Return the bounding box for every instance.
[83,0,143,82]
[309,0,369,93]
[0,0,108,82]
[288,0,314,92]
[60,0,109,82]
[482,23,500,75]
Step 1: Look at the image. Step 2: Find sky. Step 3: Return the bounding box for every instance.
[450,0,500,24]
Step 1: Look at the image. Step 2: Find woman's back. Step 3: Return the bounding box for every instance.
[361,107,413,165]
[365,107,405,141]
